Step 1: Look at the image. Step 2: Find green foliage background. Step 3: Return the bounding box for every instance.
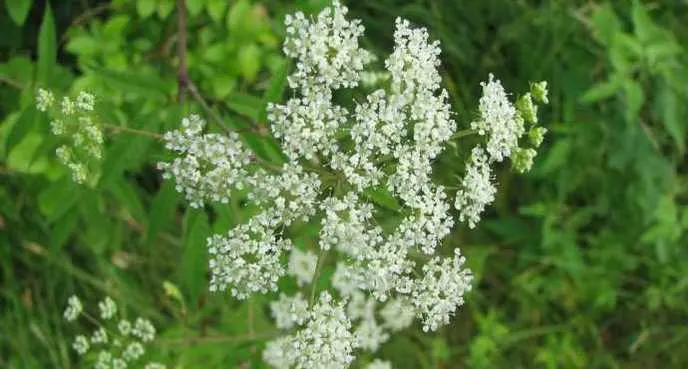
[1,0,687,368]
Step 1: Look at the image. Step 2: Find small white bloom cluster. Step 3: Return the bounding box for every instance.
[264,292,357,369]
[36,89,103,185]
[158,114,252,208]
[156,1,549,368]
[63,295,165,369]
[454,75,549,227]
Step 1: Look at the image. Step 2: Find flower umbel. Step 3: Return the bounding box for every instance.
[156,1,549,367]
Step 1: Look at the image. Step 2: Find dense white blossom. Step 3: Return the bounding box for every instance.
[355,317,389,352]
[154,2,549,367]
[64,295,163,368]
[283,0,371,94]
[471,74,524,162]
[379,298,415,332]
[411,249,473,332]
[263,336,298,369]
[36,89,103,185]
[98,296,117,320]
[288,248,319,286]
[132,318,156,342]
[454,147,496,228]
[208,218,292,298]
[270,293,310,330]
[64,295,83,321]
[158,114,252,208]
[36,88,54,111]
[292,292,357,368]
[268,92,348,161]
[73,335,90,355]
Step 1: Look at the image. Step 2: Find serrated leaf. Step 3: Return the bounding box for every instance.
[37,2,56,85]
[5,0,32,25]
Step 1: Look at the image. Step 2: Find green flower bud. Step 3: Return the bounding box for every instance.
[517,93,538,124]
[512,148,537,173]
[528,126,547,148]
[530,81,549,104]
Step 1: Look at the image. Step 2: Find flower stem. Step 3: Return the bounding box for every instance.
[103,124,163,140]
[452,128,476,140]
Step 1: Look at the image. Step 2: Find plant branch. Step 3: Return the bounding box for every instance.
[157,330,280,346]
[176,0,188,103]
[103,124,163,140]
[452,128,477,140]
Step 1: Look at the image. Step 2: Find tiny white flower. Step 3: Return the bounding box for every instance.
[287,248,318,287]
[36,88,54,111]
[64,295,83,321]
[98,296,117,320]
[132,318,156,342]
[73,335,90,355]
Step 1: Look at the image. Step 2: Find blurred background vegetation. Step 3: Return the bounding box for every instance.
[1,0,687,368]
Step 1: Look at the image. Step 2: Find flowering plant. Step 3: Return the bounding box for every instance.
[42,1,548,368]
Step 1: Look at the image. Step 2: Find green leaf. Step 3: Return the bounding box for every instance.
[624,80,644,122]
[36,2,56,85]
[5,0,32,25]
[264,59,289,104]
[591,4,621,46]
[145,181,179,247]
[5,106,38,153]
[227,0,250,33]
[157,0,175,18]
[632,0,658,44]
[186,0,205,17]
[238,43,261,82]
[580,78,622,103]
[137,0,156,18]
[658,84,685,153]
[226,92,264,122]
[91,67,169,100]
[206,0,227,23]
[38,176,81,222]
[181,209,210,303]
[363,187,402,213]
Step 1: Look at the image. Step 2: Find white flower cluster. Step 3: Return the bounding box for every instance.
[454,75,549,226]
[36,89,103,185]
[63,295,165,369]
[264,292,357,369]
[158,114,252,208]
[156,1,549,368]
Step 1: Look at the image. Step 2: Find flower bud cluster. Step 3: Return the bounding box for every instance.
[63,295,165,369]
[36,89,103,185]
[455,75,549,226]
